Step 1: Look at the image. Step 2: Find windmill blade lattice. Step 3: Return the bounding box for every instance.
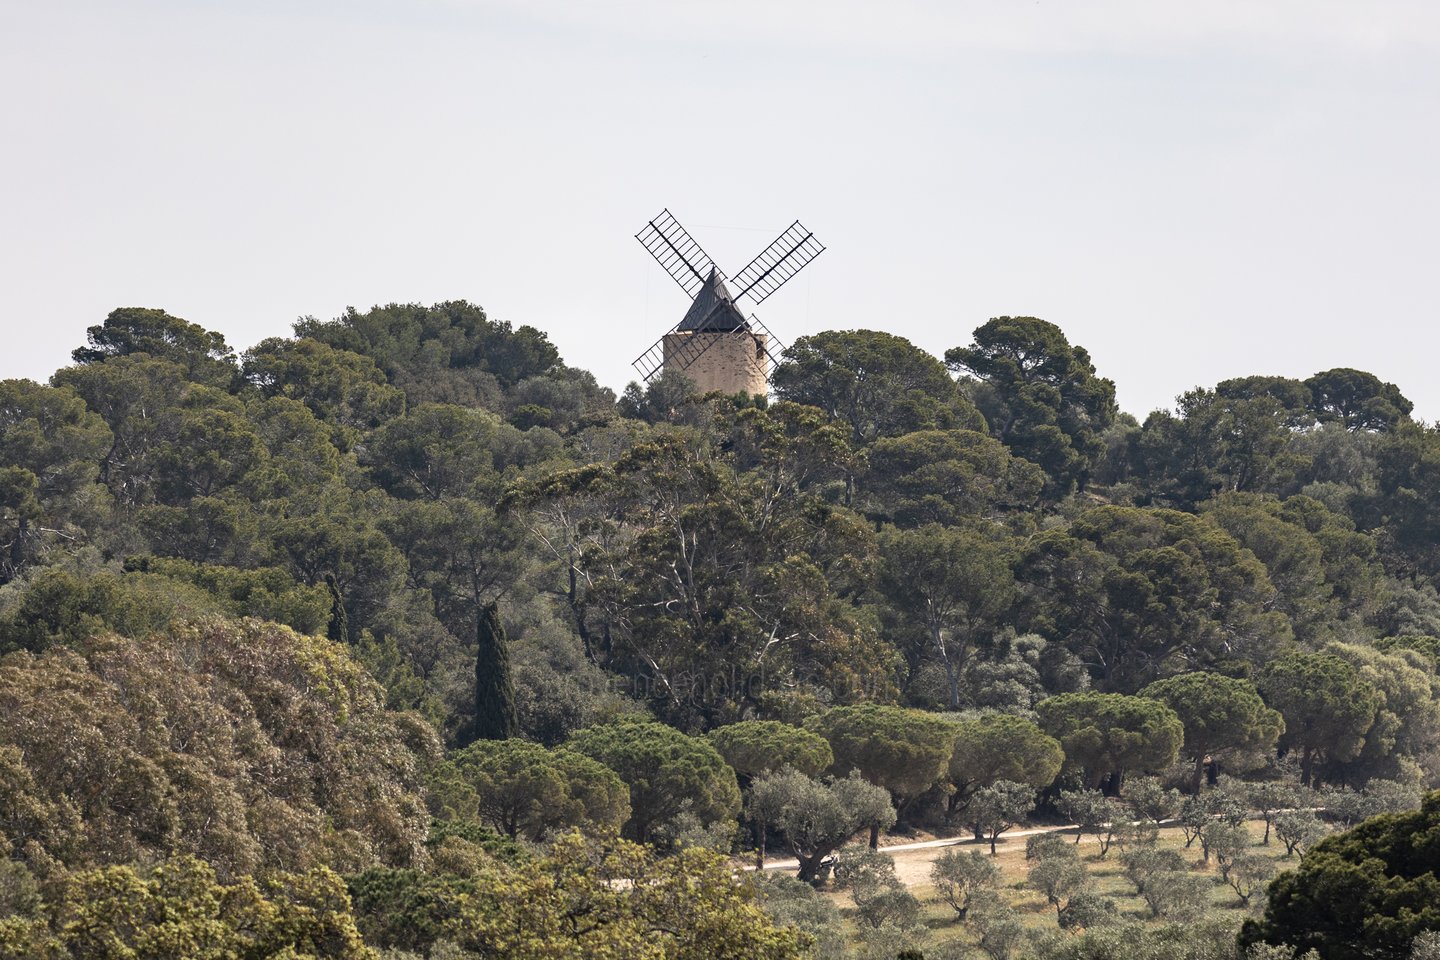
[633,209,817,391]
[635,209,719,298]
[728,221,826,305]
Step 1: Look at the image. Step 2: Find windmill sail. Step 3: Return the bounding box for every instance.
[635,209,719,298]
[728,221,825,305]
[633,210,817,391]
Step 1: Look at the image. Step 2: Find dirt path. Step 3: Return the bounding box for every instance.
[754,823,1085,887]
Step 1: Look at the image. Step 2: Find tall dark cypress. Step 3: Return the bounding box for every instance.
[324,574,348,643]
[473,601,517,740]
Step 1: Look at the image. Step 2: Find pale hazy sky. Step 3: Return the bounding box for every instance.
[4,1,1438,419]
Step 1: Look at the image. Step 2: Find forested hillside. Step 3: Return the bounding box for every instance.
[1,304,1438,959]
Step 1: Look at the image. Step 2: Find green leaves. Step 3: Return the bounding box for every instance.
[1257,653,1381,786]
[444,738,628,840]
[567,718,740,843]
[1140,671,1283,792]
[0,856,372,960]
[71,307,237,386]
[0,618,439,876]
[747,767,895,881]
[807,704,957,805]
[1242,791,1440,960]
[1020,505,1291,689]
[947,316,1116,495]
[1036,692,1184,789]
[706,720,833,781]
[774,329,984,448]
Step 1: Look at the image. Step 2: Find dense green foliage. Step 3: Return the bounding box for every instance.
[1241,791,1440,960]
[0,618,436,876]
[5,301,1440,956]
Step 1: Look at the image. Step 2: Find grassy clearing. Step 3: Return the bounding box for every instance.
[820,820,1299,956]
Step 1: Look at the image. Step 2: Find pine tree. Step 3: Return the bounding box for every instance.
[324,574,348,643]
[473,601,517,741]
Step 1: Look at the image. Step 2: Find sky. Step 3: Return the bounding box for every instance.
[3,1,1439,420]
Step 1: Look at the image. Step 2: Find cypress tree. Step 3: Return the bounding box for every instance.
[473,600,517,740]
[324,574,348,643]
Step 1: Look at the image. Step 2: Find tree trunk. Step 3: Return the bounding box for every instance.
[1190,754,1206,796]
[797,852,827,884]
[943,648,961,711]
[869,822,880,850]
[324,574,348,643]
[6,515,27,584]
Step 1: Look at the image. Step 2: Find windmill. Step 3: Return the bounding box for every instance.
[633,209,824,396]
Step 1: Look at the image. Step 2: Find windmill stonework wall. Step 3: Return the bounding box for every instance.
[662,330,769,396]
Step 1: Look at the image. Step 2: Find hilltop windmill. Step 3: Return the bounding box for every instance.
[633,209,824,396]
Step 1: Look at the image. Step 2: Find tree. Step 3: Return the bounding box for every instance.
[750,875,846,960]
[1305,368,1413,432]
[0,856,372,960]
[707,721,833,783]
[1324,642,1440,785]
[946,316,1117,494]
[470,601,517,742]
[1036,692,1184,790]
[241,337,405,448]
[0,380,111,584]
[70,307,236,385]
[1028,840,1091,918]
[1201,493,1358,642]
[295,300,560,402]
[1241,791,1440,960]
[523,418,891,727]
[807,704,956,842]
[1020,506,1291,691]
[1273,810,1328,857]
[773,329,984,450]
[1257,653,1380,787]
[931,848,999,919]
[567,718,741,843]
[1121,846,1188,897]
[864,429,1043,525]
[1216,375,1316,429]
[1123,776,1183,826]
[1057,788,1125,856]
[947,713,1064,816]
[712,721,833,866]
[1372,423,1440,576]
[444,739,628,840]
[1225,853,1276,906]
[967,890,1026,960]
[0,617,438,876]
[877,523,1017,709]
[1141,672,1284,794]
[1058,891,1120,931]
[1202,821,1251,873]
[747,768,895,883]
[1243,780,1303,845]
[1140,870,1211,921]
[350,832,810,959]
[968,780,1036,855]
[1132,389,1307,508]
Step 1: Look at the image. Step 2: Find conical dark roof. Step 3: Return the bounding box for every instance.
[677,267,749,332]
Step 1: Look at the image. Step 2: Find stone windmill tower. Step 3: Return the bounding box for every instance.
[633,209,824,396]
